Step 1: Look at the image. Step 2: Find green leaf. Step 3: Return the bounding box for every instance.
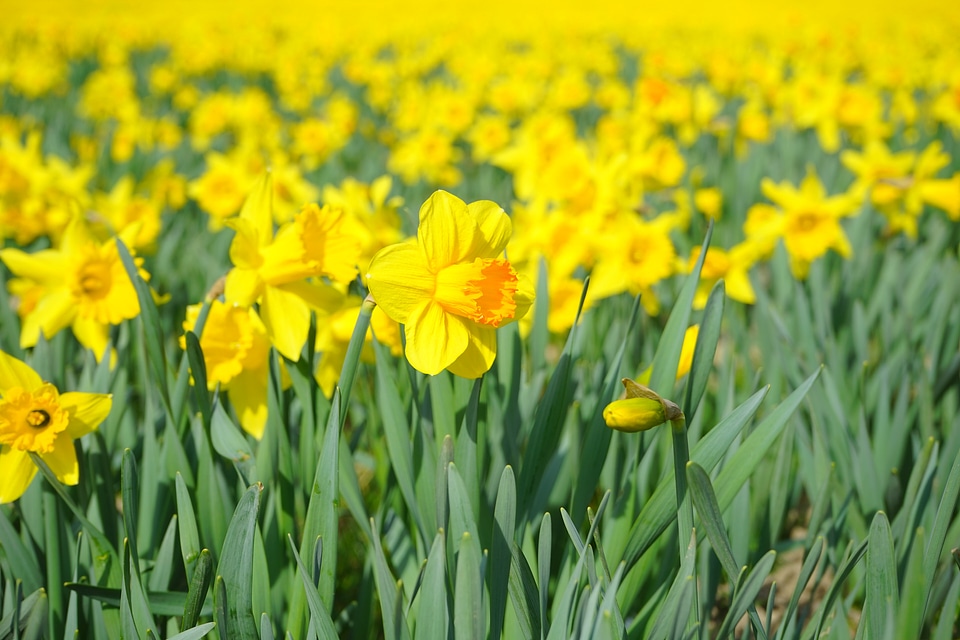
[774,537,823,640]
[490,466,517,640]
[175,472,202,580]
[684,279,724,422]
[921,446,960,619]
[507,542,540,640]
[416,534,449,640]
[517,278,587,520]
[182,549,214,629]
[455,532,485,640]
[711,367,821,511]
[370,518,412,640]
[619,385,769,569]
[210,401,258,486]
[0,589,47,639]
[215,484,262,640]
[0,507,42,593]
[166,622,217,640]
[184,330,212,427]
[648,221,713,397]
[375,342,426,543]
[287,535,338,640]
[809,539,868,640]
[115,238,170,414]
[715,550,776,639]
[865,511,899,639]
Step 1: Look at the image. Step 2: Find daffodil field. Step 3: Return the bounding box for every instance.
[2,0,960,638]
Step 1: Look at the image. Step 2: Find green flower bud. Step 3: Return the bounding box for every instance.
[603,378,682,433]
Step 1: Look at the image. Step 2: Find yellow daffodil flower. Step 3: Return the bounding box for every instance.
[0,350,111,503]
[760,168,858,279]
[365,190,533,378]
[0,216,144,361]
[224,173,358,361]
[183,300,272,438]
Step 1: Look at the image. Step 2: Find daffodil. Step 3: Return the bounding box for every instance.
[183,300,272,438]
[0,216,144,361]
[224,173,359,361]
[0,350,111,503]
[365,190,533,378]
[760,168,858,279]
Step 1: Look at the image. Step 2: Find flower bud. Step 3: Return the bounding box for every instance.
[603,378,682,433]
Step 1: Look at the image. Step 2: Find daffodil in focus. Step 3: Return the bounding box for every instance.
[365,190,533,378]
[603,378,682,433]
[182,300,272,438]
[0,350,112,503]
[0,216,144,361]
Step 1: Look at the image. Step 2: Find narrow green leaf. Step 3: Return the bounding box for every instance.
[148,516,179,592]
[182,549,214,629]
[866,511,899,639]
[416,534,449,640]
[711,368,821,511]
[774,537,823,640]
[619,385,769,569]
[287,535,338,640]
[447,463,480,556]
[370,518,413,640]
[648,221,713,396]
[0,507,42,593]
[508,543,540,640]
[175,472,202,580]
[375,342,426,542]
[215,484,262,640]
[210,401,258,486]
[166,622,217,640]
[538,512,552,638]
[684,279,724,422]
[185,331,212,427]
[648,529,697,640]
[897,527,926,640]
[921,446,960,619]
[455,532,485,640]
[115,238,170,412]
[809,539,869,640]
[338,296,374,414]
[715,550,776,639]
[490,466,517,640]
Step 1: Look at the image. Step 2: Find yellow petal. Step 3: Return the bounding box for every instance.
[725,269,756,305]
[71,317,111,362]
[467,200,512,258]
[0,350,43,391]
[239,171,274,245]
[226,368,268,439]
[224,268,264,307]
[22,289,74,348]
[42,438,80,485]
[59,216,96,256]
[59,392,112,438]
[0,248,70,284]
[0,447,37,503]
[226,218,264,270]
[403,300,469,376]
[365,242,434,324]
[446,325,497,378]
[418,190,478,268]
[261,285,310,361]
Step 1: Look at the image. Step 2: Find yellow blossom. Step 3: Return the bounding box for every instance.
[365,190,533,378]
[0,350,111,503]
[0,217,145,361]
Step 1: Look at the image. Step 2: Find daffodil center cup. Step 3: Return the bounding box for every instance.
[73,252,112,300]
[434,257,519,327]
[0,384,70,453]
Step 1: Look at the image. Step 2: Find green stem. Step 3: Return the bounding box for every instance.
[43,487,64,639]
[671,415,699,626]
